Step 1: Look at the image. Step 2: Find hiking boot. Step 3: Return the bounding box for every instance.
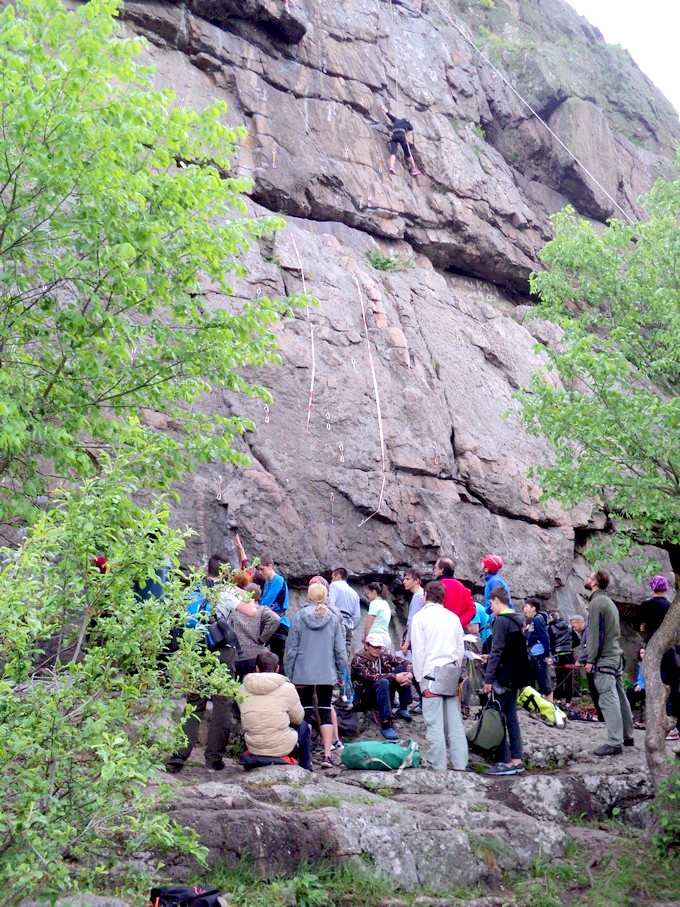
[593,744,623,757]
[395,708,413,722]
[623,738,635,747]
[486,763,519,776]
[666,727,680,741]
[381,726,399,741]
[164,757,185,774]
[206,757,225,771]
[409,704,423,716]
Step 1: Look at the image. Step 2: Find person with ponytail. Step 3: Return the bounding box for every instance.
[284,582,347,768]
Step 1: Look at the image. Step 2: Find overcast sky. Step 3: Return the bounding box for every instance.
[567,0,680,116]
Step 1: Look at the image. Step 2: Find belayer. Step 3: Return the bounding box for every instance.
[380,103,421,177]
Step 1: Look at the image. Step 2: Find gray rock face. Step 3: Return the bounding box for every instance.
[112,0,678,601]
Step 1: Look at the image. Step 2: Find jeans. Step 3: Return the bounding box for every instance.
[531,656,552,696]
[421,694,468,770]
[358,677,413,725]
[498,689,523,762]
[290,721,313,771]
[594,670,634,747]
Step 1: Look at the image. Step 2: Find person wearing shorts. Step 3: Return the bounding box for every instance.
[380,104,421,176]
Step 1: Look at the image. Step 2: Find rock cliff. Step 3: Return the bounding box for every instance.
[119,0,678,608]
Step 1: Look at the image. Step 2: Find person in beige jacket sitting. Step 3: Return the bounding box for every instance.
[238,651,312,770]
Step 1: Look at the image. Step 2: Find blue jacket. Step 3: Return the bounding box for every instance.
[261,572,290,629]
[473,602,492,644]
[484,573,512,613]
[526,612,550,660]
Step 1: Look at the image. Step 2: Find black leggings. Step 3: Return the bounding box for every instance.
[297,685,334,727]
[388,132,411,158]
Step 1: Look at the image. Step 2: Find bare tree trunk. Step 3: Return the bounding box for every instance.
[643,597,680,793]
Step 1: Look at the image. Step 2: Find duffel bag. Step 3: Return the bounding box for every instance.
[341,738,422,771]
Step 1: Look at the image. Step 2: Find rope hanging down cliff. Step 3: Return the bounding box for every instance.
[384,0,635,225]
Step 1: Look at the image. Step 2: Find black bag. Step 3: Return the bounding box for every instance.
[466,697,506,761]
[206,615,242,653]
[149,884,224,906]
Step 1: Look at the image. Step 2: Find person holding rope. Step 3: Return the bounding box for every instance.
[380,103,421,177]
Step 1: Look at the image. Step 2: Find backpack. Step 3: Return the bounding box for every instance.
[149,885,226,907]
[466,698,506,760]
[518,685,568,728]
[341,739,422,771]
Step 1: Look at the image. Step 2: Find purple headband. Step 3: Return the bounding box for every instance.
[649,575,669,593]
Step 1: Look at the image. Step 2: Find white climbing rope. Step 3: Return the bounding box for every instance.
[426,0,635,224]
[388,0,400,106]
[353,274,388,526]
[291,234,317,434]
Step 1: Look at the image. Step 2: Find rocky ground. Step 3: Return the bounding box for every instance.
[158,701,671,896]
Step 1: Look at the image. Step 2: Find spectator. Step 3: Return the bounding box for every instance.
[351,634,414,740]
[284,582,347,768]
[523,599,553,701]
[329,567,361,657]
[482,587,530,776]
[480,554,513,614]
[571,614,604,722]
[238,651,312,771]
[636,575,679,741]
[230,592,281,682]
[165,554,257,774]
[410,580,467,771]
[626,647,646,722]
[584,570,634,756]
[434,558,476,630]
[260,555,290,667]
[363,582,393,650]
[400,568,426,714]
[548,610,577,705]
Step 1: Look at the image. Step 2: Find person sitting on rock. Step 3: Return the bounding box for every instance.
[351,633,414,740]
[380,103,421,176]
[238,651,312,771]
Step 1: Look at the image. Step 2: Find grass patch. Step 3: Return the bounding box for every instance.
[366,249,414,272]
[507,834,680,906]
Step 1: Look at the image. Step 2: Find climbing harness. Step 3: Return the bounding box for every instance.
[425,0,635,224]
[291,234,317,434]
[353,274,387,527]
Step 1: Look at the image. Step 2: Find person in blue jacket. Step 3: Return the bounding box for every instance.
[481,554,512,615]
[523,598,553,700]
[626,646,646,720]
[260,555,290,667]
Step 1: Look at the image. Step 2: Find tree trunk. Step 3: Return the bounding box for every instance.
[642,597,680,793]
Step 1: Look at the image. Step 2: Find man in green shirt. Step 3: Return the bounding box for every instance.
[584,570,634,756]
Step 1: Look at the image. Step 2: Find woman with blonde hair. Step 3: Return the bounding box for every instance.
[284,582,347,768]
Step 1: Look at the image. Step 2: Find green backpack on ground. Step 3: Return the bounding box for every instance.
[466,698,506,760]
[341,739,422,771]
[518,685,568,728]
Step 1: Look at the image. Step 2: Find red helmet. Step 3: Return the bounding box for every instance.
[482,554,503,574]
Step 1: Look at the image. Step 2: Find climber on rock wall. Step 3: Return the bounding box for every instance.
[380,103,421,176]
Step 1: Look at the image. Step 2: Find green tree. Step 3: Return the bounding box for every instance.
[518,163,680,789]
[0,453,240,905]
[0,0,293,526]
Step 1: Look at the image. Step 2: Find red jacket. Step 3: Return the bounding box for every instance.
[441,578,476,630]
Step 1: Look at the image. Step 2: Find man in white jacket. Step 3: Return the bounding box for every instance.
[411,580,468,771]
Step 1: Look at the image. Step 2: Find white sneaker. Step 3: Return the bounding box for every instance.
[332,739,344,751]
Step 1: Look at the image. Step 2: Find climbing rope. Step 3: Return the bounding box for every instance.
[353,274,387,526]
[291,234,317,434]
[425,0,635,224]
[388,0,400,106]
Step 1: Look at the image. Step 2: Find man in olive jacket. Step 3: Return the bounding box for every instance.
[584,570,634,756]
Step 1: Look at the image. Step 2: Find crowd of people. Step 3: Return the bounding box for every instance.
[161,542,679,777]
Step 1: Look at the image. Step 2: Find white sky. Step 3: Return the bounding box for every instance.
[567,1,680,116]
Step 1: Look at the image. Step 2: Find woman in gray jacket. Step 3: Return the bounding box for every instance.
[284,582,347,768]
